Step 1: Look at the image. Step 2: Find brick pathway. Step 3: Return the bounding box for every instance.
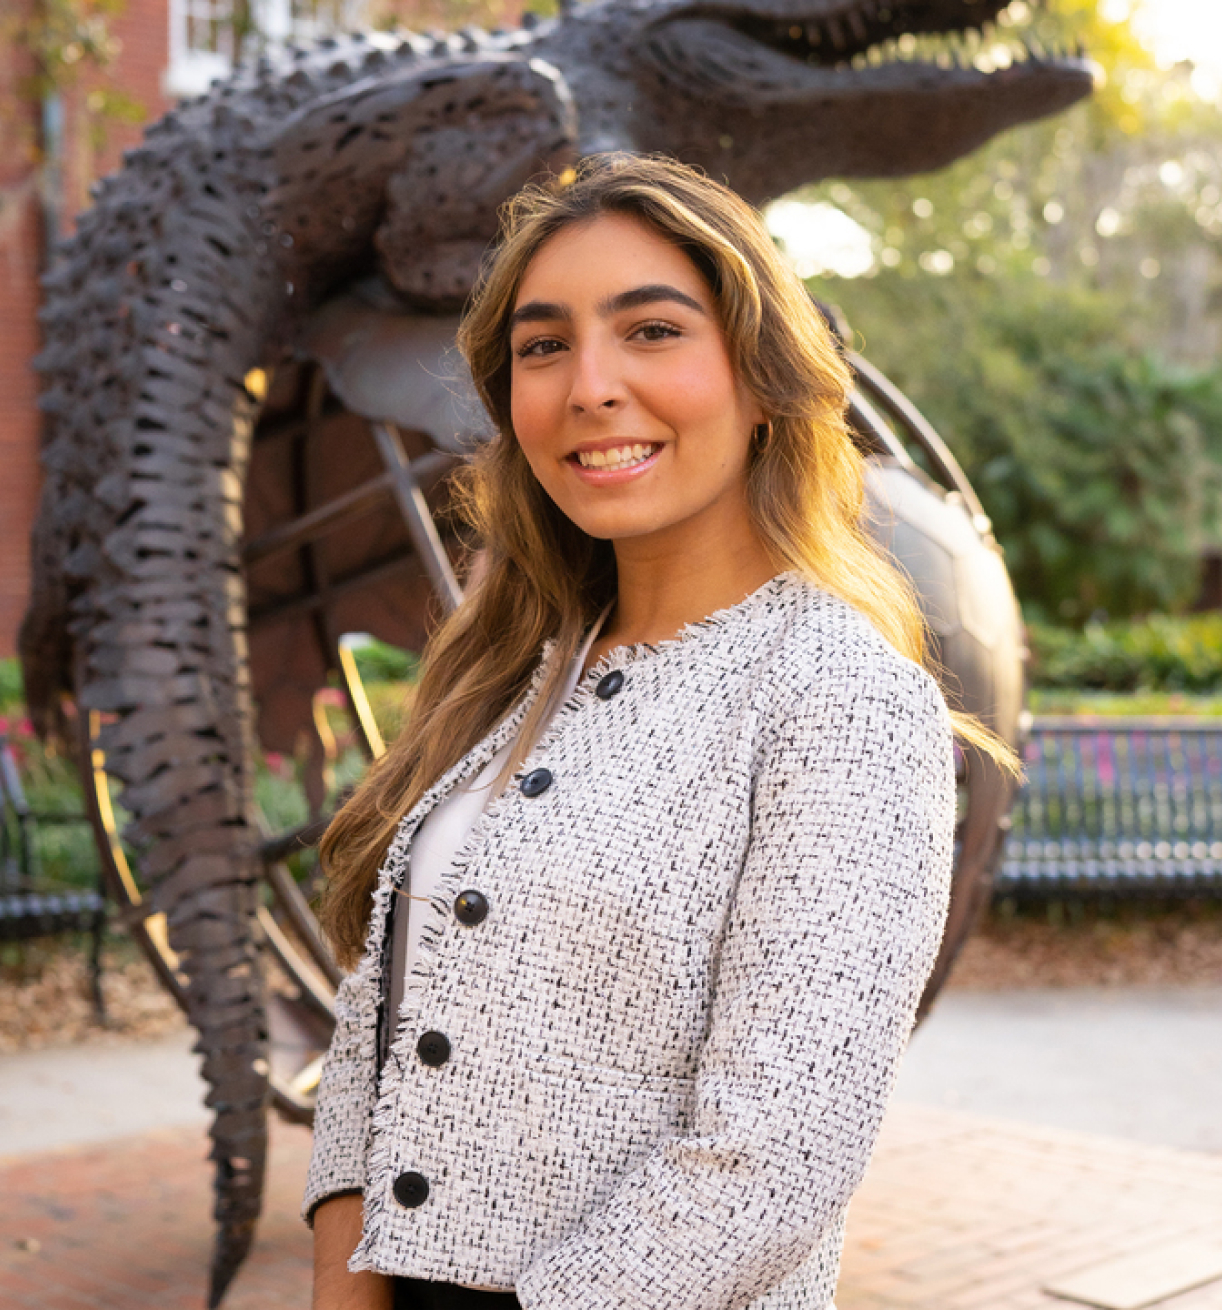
[2,1121,314,1309]
[4,1106,1222,1309]
[839,1106,1222,1310]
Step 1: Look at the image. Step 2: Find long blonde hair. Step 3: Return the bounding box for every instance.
[319,153,1013,968]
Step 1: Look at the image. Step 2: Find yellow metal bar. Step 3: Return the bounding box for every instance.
[337,640,386,760]
[87,710,181,974]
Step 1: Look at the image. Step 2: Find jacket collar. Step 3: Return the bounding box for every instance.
[381,569,802,880]
[354,569,807,979]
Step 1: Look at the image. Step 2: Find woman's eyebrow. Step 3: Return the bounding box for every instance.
[509,301,570,330]
[509,284,707,332]
[599,284,707,316]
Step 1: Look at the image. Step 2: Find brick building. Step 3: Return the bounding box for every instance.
[0,0,179,657]
[0,0,369,657]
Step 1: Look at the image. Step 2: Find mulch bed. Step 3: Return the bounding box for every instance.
[947,902,1222,990]
[4,905,1222,1053]
[0,941,183,1054]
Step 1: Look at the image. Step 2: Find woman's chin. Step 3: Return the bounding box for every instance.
[556,505,675,545]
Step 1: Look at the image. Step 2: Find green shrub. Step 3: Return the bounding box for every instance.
[0,659,23,714]
[349,640,419,685]
[826,273,1222,625]
[1027,613,1222,692]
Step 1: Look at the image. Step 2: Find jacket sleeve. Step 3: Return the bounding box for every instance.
[515,655,956,1310]
[302,957,381,1225]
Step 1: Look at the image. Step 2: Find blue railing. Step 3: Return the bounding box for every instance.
[997,717,1222,897]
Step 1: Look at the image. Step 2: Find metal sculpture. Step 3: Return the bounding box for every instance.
[21,0,1091,1301]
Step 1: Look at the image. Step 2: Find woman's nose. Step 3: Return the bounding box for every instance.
[567,340,626,413]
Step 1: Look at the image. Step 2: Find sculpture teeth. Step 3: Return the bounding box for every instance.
[767,6,1045,75]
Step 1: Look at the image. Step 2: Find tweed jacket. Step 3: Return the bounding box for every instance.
[304,571,956,1310]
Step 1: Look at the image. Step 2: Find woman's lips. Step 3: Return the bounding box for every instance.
[567,443,663,485]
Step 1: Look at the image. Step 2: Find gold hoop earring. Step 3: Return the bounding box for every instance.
[753,420,773,452]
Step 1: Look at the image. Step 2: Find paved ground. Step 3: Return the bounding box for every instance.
[6,985,1221,1160]
[5,1105,1222,1310]
[0,1030,207,1157]
[4,986,1222,1308]
[895,985,1222,1153]
[2,1120,314,1310]
[839,1106,1222,1310]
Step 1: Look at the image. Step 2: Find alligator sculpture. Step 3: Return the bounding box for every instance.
[21,0,1091,1301]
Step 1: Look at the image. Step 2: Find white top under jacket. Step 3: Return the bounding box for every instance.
[393,607,612,995]
[303,571,956,1310]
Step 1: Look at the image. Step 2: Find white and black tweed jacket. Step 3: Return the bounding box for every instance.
[304,571,956,1310]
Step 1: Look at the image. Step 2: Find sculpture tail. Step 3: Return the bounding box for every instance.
[208,1141,265,1308]
[27,91,288,1306]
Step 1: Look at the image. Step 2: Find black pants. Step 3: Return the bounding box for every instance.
[393,1278,521,1310]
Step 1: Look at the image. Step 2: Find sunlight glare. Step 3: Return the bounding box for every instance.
[1129,0,1222,101]
[765,200,875,280]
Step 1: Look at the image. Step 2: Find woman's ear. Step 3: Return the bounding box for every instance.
[740,383,767,432]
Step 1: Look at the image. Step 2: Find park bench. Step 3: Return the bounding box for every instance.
[998,717,1222,899]
[0,733,106,1011]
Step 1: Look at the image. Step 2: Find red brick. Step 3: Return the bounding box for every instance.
[0,0,169,656]
[0,1120,312,1309]
[7,1093,1222,1309]
[839,1105,1222,1310]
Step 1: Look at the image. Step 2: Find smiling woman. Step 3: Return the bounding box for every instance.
[306,153,1012,1310]
[508,215,768,580]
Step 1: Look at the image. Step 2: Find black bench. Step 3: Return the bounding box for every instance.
[0,733,106,1013]
[998,717,1222,899]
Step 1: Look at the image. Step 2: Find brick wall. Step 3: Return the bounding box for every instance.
[0,4,45,662]
[0,0,169,660]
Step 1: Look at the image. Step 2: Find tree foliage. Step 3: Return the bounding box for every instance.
[785,0,1222,624]
[835,271,1222,622]
[1028,612,1222,691]
[2,0,143,135]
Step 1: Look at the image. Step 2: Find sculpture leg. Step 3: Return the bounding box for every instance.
[81,595,270,1306]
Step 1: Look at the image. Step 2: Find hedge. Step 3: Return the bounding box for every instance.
[1027,613,1222,692]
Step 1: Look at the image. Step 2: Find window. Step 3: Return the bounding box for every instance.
[165,0,364,99]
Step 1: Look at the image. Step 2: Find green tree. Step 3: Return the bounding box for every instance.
[834,270,1222,622]
[796,0,1222,359]
[779,0,1222,622]
[3,0,143,143]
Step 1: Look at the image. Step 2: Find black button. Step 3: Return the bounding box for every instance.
[595,670,624,700]
[416,1030,451,1067]
[393,1171,429,1208]
[453,889,489,926]
[520,767,553,797]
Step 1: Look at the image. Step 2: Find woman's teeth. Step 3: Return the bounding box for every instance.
[574,444,657,471]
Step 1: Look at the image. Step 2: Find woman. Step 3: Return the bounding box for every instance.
[306,153,1007,1310]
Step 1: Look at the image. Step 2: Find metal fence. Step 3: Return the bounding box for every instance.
[997,717,1222,899]
[0,734,106,1015]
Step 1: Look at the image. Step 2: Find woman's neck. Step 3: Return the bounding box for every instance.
[583,520,780,672]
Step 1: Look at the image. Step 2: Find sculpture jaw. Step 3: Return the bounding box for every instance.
[539,0,1093,199]
[643,14,1093,104]
[640,17,1093,198]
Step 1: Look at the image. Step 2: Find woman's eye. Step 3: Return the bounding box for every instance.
[515,336,566,359]
[634,321,681,342]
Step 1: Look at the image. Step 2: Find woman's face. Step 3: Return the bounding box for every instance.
[508,213,765,549]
